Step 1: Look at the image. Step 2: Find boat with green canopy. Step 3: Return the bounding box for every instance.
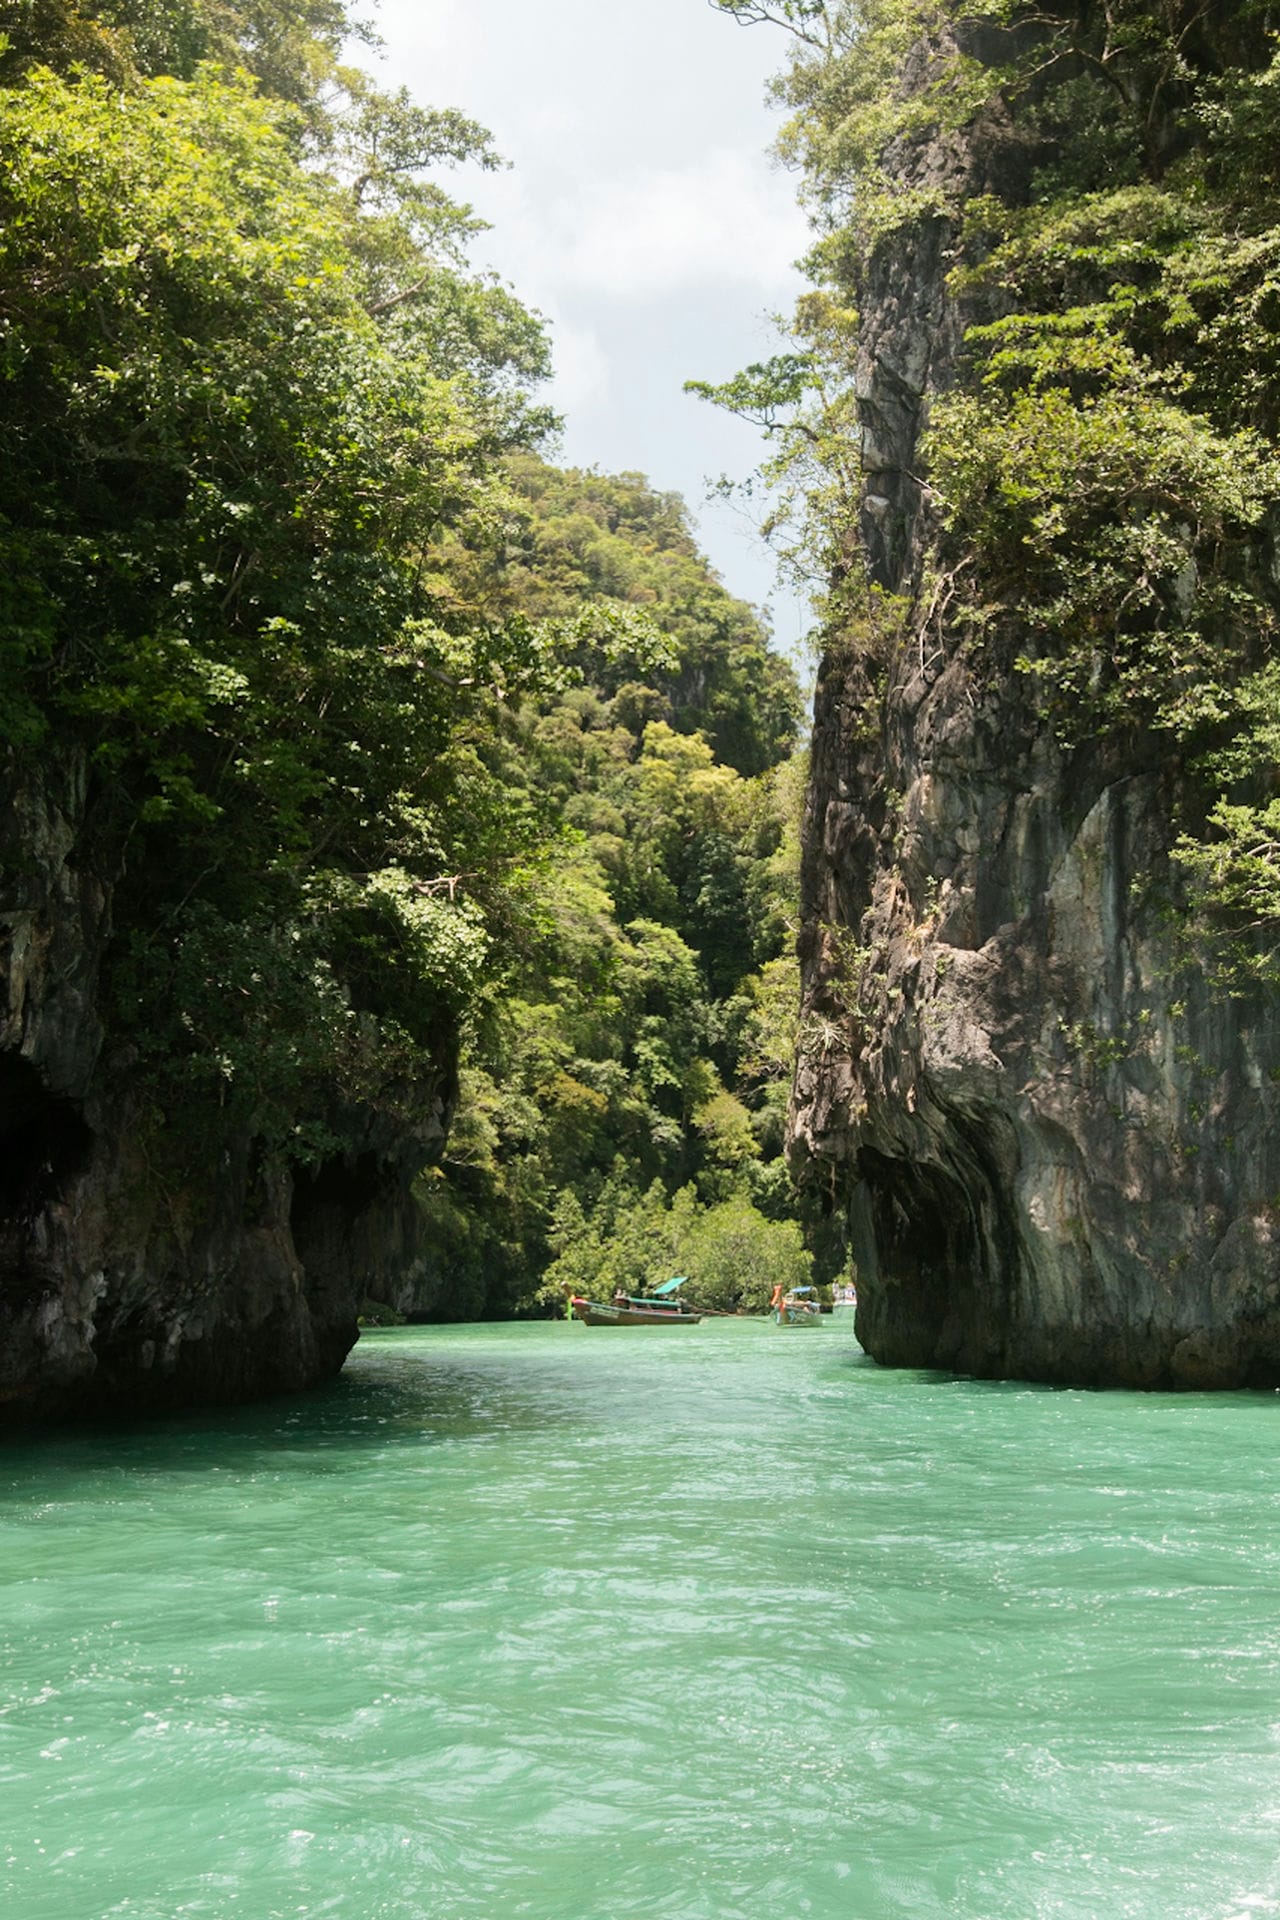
[570,1278,702,1326]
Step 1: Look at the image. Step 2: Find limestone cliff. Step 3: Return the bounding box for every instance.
[789,13,1280,1388]
[0,754,454,1418]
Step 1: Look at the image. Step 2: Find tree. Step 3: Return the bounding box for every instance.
[0,54,557,1158]
[370,460,811,1319]
[0,5,815,1320]
[1,0,358,99]
[708,0,1280,980]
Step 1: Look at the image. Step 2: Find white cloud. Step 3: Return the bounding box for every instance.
[542,314,612,417]
[367,0,470,75]
[552,149,807,301]
[366,0,809,615]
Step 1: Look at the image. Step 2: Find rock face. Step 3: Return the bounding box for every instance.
[0,754,453,1418]
[790,33,1280,1389]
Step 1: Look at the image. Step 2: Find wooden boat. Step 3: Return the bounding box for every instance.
[571,1277,701,1327]
[772,1284,823,1327]
[832,1283,858,1311]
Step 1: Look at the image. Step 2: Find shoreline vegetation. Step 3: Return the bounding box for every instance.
[0,0,832,1414]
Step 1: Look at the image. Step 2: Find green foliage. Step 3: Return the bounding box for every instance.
[1,1,816,1316]
[474,456,802,776]
[425,718,808,1315]
[0,43,561,1164]
[681,1193,812,1311]
[1,0,358,101]
[712,0,1280,979]
[925,381,1276,730]
[687,322,862,597]
[386,462,811,1316]
[1174,802,1280,985]
[538,1178,812,1315]
[710,1,833,42]
[920,18,1280,982]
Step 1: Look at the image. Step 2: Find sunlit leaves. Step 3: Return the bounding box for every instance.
[709,0,1280,987]
[0,52,563,1158]
[477,456,801,776]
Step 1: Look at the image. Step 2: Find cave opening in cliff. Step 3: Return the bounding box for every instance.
[290,1151,384,1231]
[857,1145,971,1327]
[855,1107,1023,1371]
[0,1053,93,1220]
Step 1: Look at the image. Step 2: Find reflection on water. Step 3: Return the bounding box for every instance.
[3,1320,1280,1919]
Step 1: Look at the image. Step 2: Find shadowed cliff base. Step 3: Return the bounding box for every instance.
[847,1140,1280,1393]
[0,1091,364,1423]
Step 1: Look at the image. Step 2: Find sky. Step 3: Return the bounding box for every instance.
[363,0,814,654]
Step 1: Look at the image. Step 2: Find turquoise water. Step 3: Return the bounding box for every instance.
[3,1320,1280,1920]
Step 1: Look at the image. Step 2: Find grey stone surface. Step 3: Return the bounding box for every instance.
[789,31,1280,1388]
[0,752,453,1417]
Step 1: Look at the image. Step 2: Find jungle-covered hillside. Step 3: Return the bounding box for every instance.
[0,1,818,1402]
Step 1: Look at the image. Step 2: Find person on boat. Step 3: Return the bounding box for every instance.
[769,1283,785,1317]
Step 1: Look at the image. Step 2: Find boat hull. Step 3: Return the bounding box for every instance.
[571,1297,702,1327]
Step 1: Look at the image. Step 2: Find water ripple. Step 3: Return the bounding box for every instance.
[4,1322,1280,1918]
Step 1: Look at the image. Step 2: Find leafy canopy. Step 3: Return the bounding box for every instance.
[0,25,562,1152]
[708,0,1280,980]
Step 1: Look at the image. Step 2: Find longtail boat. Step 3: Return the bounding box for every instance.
[571,1277,701,1326]
[772,1284,822,1327]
